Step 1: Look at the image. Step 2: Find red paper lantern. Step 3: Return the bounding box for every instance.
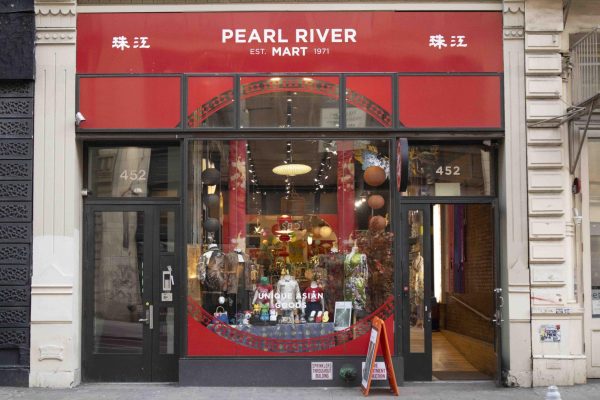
[279,234,291,242]
[369,215,387,232]
[367,194,385,209]
[364,166,386,187]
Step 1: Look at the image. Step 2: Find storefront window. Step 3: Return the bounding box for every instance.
[186,139,394,355]
[345,76,393,128]
[88,145,180,198]
[404,143,494,196]
[240,76,340,128]
[187,76,235,128]
[589,140,600,317]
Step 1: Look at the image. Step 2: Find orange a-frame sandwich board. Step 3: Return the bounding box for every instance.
[361,316,399,396]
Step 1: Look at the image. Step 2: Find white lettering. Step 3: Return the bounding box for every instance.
[248,29,262,43]
[330,29,343,42]
[222,29,234,43]
[263,29,276,43]
[223,28,357,45]
[272,46,308,56]
[345,29,357,43]
[235,30,246,43]
[296,29,308,43]
[277,29,289,43]
[317,28,330,43]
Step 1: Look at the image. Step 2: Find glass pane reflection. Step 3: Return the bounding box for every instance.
[409,209,425,353]
[240,76,339,128]
[93,211,144,354]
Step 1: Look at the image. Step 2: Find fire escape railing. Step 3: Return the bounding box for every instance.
[571,28,600,106]
[568,28,600,173]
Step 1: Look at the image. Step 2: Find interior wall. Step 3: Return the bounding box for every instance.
[443,204,494,344]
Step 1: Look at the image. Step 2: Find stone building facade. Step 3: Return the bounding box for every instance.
[25,0,600,389]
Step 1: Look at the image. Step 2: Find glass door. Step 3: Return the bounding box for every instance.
[402,204,432,380]
[83,205,179,382]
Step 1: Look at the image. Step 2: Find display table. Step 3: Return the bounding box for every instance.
[207,322,336,352]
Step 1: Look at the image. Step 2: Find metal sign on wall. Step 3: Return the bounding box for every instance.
[76,11,502,74]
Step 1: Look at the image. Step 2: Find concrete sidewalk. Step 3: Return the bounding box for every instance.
[0,381,599,400]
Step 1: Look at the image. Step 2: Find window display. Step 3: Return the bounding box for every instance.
[186,139,394,355]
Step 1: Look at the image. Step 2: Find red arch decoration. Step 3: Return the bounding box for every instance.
[187,77,393,128]
[187,295,394,353]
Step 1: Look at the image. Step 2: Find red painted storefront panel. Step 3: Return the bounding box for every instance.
[398,76,502,128]
[78,76,181,129]
[77,12,502,74]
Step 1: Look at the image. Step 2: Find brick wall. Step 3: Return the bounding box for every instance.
[445,204,494,344]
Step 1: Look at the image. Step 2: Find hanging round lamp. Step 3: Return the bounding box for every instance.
[272,163,312,176]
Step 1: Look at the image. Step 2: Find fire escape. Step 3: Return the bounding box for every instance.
[528,27,600,174]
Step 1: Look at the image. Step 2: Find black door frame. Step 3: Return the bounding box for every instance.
[400,203,433,381]
[398,199,501,383]
[82,203,181,382]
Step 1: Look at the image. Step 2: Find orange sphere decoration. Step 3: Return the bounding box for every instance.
[367,194,385,209]
[369,215,387,232]
[364,166,386,187]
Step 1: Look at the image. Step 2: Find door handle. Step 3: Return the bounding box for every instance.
[138,305,154,330]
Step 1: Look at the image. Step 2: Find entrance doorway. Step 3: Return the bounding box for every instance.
[82,205,180,382]
[401,203,501,381]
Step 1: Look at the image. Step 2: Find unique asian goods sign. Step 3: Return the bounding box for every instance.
[77,12,502,73]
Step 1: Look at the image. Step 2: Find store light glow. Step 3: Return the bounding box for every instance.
[272,163,311,176]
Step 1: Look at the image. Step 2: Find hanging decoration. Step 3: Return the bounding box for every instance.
[364,166,386,187]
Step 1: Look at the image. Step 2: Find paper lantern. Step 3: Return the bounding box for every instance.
[202,168,220,185]
[204,217,220,232]
[369,215,387,232]
[279,234,291,242]
[364,166,386,187]
[320,226,332,238]
[367,194,385,210]
[204,193,219,207]
[277,214,292,225]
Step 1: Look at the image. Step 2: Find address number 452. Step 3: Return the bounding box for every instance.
[436,166,461,176]
[120,169,147,181]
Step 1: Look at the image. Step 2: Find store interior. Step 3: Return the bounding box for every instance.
[186,139,394,354]
[408,203,496,380]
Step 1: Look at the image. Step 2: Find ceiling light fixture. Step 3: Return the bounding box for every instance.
[273,163,312,176]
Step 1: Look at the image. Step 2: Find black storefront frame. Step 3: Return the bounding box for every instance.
[79,135,501,386]
[76,70,503,385]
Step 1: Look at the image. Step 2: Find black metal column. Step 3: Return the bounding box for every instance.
[0,0,34,387]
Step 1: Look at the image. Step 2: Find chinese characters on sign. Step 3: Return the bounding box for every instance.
[428,34,468,50]
[112,36,150,51]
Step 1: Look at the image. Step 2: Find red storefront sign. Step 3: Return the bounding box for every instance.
[77,12,502,73]
[76,11,503,130]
